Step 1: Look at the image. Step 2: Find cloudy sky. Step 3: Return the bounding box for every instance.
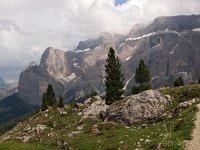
[0,0,200,82]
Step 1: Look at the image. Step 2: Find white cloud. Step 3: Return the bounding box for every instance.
[0,0,200,79]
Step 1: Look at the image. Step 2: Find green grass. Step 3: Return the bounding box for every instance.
[63,106,198,150]
[0,141,58,150]
[1,85,200,150]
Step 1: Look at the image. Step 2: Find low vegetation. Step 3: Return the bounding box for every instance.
[0,84,200,150]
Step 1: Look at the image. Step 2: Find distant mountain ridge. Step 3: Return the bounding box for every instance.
[0,77,6,89]
[18,14,200,105]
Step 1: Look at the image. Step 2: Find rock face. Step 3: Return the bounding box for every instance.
[105,90,171,125]
[18,14,200,104]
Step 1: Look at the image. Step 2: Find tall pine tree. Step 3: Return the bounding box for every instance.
[104,47,125,105]
[135,59,151,85]
[46,84,57,107]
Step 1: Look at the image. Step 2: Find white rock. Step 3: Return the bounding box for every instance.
[82,96,109,119]
[67,131,81,138]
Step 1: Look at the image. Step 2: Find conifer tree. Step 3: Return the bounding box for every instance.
[198,77,200,84]
[174,76,184,87]
[46,84,57,107]
[104,47,125,105]
[58,96,64,108]
[86,89,98,99]
[135,59,151,85]
[132,59,151,94]
[41,93,48,111]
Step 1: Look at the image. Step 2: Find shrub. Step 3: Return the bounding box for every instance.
[132,84,151,95]
[174,76,184,87]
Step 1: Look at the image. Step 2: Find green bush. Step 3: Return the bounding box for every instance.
[174,76,184,87]
[132,85,151,95]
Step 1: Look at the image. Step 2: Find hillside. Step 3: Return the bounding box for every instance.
[0,94,38,134]
[1,85,200,150]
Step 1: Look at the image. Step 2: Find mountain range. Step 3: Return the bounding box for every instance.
[17,14,200,105]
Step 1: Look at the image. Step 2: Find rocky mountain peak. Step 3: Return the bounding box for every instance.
[145,14,200,34]
[39,47,70,77]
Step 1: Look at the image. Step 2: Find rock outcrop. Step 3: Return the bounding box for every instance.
[18,14,200,105]
[105,90,171,125]
[82,96,109,119]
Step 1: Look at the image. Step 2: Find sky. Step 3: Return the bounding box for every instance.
[116,0,127,5]
[0,0,200,83]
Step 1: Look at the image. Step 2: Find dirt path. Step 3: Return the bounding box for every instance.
[185,104,200,150]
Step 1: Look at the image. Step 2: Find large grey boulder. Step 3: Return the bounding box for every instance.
[106,90,171,125]
[82,96,109,119]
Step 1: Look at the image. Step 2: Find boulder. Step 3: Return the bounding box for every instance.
[82,96,109,119]
[35,124,46,135]
[106,90,171,125]
[17,136,31,143]
[57,140,67,148]
[177,98,199,109]
[0,136,10,143]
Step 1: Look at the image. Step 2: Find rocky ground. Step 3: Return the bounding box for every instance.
[0,84,200,150]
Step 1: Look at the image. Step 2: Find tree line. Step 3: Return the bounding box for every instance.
[42,47,189,109]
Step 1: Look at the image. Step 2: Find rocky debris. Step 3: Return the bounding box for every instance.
[106,90,172,126]
[78,112,83,116]
[22,124,46,135]
[77,103,84,107]
[59,110,68,116]
[23,125,31,132]
[0,136,10,143]
[17,136,31,143]
[92,125,102,135]
[57,140,67,148]
[84,98,93,105]
[82,96,109,119]
[176,98,199,115]
[67,131,81,138]
[177,98,199,109]
[76,124,85,131]
[35,124,47,135]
